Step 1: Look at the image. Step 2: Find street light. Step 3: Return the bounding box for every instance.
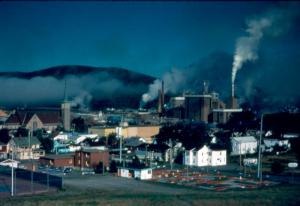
[257,113,265,183]
[11,137,15,197]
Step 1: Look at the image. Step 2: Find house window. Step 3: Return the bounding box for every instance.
[33,121,38,131]
[148,170,151,174]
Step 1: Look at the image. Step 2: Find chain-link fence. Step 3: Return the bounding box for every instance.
[0,166,62,196]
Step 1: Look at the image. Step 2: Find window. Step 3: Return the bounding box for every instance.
[33,121,38,131]
[148,170,152,174]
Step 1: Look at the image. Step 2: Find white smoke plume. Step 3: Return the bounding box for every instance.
[141,68,185,107]
[70,90,92,109]
[231,4,299,97]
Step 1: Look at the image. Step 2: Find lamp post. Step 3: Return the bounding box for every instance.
[257,114,264,183]
[11,137,14,197]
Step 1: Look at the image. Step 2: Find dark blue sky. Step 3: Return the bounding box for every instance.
[0,1,297,78]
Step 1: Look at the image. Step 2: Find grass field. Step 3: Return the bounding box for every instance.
[1,183,300,206]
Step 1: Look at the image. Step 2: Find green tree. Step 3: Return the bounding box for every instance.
[15,127,28,137]
[271,161,284,174]
[107,133,118,148]
[109,161,118,173]
[39,137,54,153]
[0,128,10,144]
[72,117,86,133]
[95,161,104,174]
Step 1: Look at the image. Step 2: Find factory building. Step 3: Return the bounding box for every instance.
[168,82,242,124]
[88,125,160,143]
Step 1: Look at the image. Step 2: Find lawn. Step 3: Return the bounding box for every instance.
[1,184,300,206]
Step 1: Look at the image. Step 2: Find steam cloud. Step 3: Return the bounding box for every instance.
[0,72,149,109]
[231,4,299,97]
[141,68,186,106]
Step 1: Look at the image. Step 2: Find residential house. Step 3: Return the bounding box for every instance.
[263,138,291,153]
[184,145,227,167]
[231,136,257,156]
[0,141,9,159]
[8,136,45,160]
[0,159,19,168]
[0,109,9,127]
[135,143,170,162]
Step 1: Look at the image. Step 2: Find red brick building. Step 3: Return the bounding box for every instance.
[39,148,109,169]
[39,153,75,168]
[74,148,109,169]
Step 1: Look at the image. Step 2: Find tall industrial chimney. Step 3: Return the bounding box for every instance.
[61,80,71,131]
[158,80,165,115]
[157,89,162,113]
[161,80,165,109]
[232,83,235,98]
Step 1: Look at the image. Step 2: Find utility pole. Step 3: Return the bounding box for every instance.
[29,130,33,194]
[169,139,173,170]
[257,114,264,183]
[11,137,14,197]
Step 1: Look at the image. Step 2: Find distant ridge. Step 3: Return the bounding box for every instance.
[0,65,156,109]
[0,65,155,84]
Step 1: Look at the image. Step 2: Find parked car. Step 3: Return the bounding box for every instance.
[81,168,95,175]
[63,167,73,174]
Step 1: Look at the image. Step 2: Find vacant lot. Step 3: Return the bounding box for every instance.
[1,174,300,206]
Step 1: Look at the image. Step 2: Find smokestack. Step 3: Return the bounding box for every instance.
[161,80,164,109]
[158,89,162,113]
[232,82,235,98]
[203,81,209,94]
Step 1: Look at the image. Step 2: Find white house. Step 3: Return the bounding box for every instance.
[231,136,257,156]
[0,159,19,168]
[263,139,290,153]
[117,167,152,180]
[184,145,227,167]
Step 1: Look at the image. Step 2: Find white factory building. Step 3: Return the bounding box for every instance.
[184,145,227,167]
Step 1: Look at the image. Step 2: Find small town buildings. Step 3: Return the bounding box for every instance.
[4,109,61,132]
[39,153,75,168]
[184,145,227,167]
[8,136,45,160]
[0,141,9,159]
[117,167,153,180]
[231,136,257,156]
[88,125,160,143]
[135,143,170,162]
[0,159,19,168]
[263,139,291,153]
[74,147,109,169]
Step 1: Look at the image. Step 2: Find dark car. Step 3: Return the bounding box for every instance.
[63,168,73,174]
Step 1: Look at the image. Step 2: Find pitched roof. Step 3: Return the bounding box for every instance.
[0,110,8,117]
[11,136,40,147]
[5,110,61,125]
[5,111,32,125]
[232,136,257,143]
